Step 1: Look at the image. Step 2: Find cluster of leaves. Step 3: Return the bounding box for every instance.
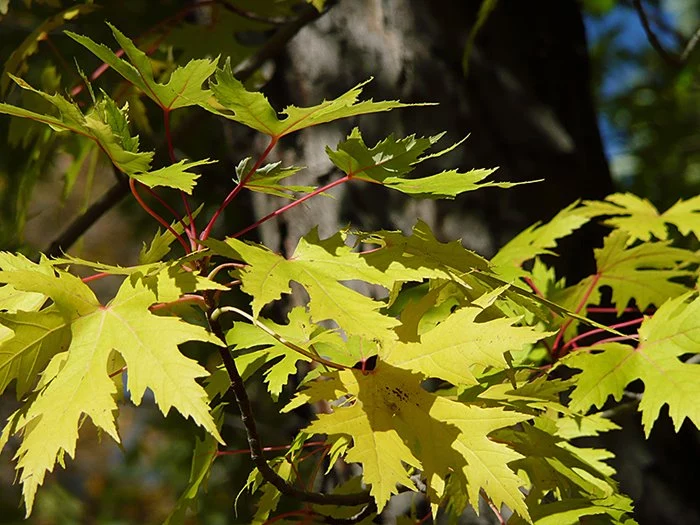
[1,14,699,525]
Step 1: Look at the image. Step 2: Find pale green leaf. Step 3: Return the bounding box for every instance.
[66,24,218,110]
[0,310,70,398]
[226,307,318,400]
[491,202,590,280]
[328,128,510,198]
[360,219,489,286]
[132,158,215,193]
[0,253,53,312]
[562,293,700,436]
[206,229,399,340]
[209,66,415,137]
[0,78,153,175]
[138,205,203,264]
[383,167,521,198]
[2,273,223,513]
[553,231,697,316]
[235,157,311,199]
[384,305,548,385]
[296,363,530,517]
[583,193,700,243]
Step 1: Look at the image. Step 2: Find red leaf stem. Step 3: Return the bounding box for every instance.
[163,108,197,248]
[81,271,111,283]
[233,174,350,238]
[200,137,279,241]
[552,273,601,358]
[560,317,643,354]
[129,178,190,253]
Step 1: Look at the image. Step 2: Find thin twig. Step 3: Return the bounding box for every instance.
[680,25,700,62]
[214,306,348,370]
[632,0,681,66]
[233,174,349,238]
[234,3,327,80]
[205,307,372,508]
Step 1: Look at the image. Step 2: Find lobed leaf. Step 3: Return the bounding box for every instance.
[208,65,415,137]
[66,24,218,111]
[327,128,512,199]
[553,230,698,316]
[0,269,223,513]
[583,192,700,243]
[491,202,590,281]
[206,229,399,340]
[290,362,531,518]
[562,292,700,436]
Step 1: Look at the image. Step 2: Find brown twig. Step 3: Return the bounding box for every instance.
[632,0,682,66]
[206,307,372,508]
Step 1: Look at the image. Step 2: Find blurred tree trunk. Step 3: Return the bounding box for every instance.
[258,0,613,280]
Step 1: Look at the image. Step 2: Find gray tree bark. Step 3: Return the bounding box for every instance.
[256,0,613,282]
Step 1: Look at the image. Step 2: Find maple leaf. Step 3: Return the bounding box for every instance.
[0,252,53,313]
[0,76,153,175]
[501,424,634,525]
[138,205,203,264]
[235,157,312,199]
[226,307,345,399]
[491,202,590,281]
[327,128,512,199]
[383,304,548,386]
[208,64,414,138]
[285,362,531,517]
[0,269,223,513]
[0,309,70,398]
[206,229,399,340]
[52,254,226,303]
[552,230,697,316]
[360,219,489,285]
[131,158,216,194]
[561,292,700,436]
[583,192,700,243]
[67,24,218,111]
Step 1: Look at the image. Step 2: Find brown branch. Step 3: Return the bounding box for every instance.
[233,2,328,80]
[207,307,373,508]
[632,0,681,66]
[45,175,130,258]
[43,1,335,256]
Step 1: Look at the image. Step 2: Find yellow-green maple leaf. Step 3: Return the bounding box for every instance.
[0,270,222,514]
[67,24,218,111]
[208,66,413,138]
[384,305,548,385]
[491,202,590,281]
[553,230,697,316]
[206,230,398,339]
[561,292,700,436]
[285,362,531,517]
[583,192,700,243]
